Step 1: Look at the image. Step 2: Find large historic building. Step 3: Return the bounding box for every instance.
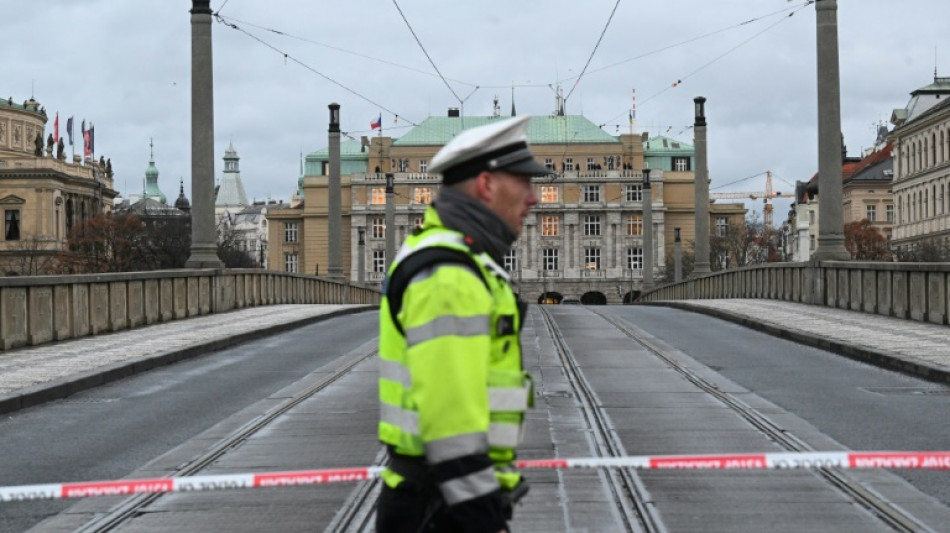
[889,75,950,254]
[0,97,117,274]
[268,111,744,303]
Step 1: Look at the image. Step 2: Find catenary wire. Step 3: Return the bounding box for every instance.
[564,0,622,103]
[214,14,420,127]
[391,0,463,104]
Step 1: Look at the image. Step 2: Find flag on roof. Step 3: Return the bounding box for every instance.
[66,116,74,146]
[370,114,382,130]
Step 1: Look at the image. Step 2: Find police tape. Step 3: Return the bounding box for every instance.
[2,451,949,502]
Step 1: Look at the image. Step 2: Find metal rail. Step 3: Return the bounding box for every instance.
[592,307,936,533]
[538,306,668,533]
[74,339,380,533]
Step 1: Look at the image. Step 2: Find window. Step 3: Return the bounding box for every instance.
[4,209,20,241]
[370,187,385,205]
[541,186,559,203]
[625,184,642,202]
[866,204,877,222]
[284,253,298,273]
[544,158,554,171]
[584,248,601,270]
[373,250,386,273]
[414,187,432,204]
[564,158,574,171]
[541,215,560,236]
[626,247,643,270]
[542,248,559,271]
[412,216,424,231]
[284,222,298,243]
[625,214,643,236]
[810,235,816,251]
[419,160,428,173]
[503,249,517,272]
[587,158,596,170]
[809,210,815,224]
[371,217,385,239]
[886,204,894,223]
[673,156,690,171]
[718,252,729,270]
[583,215,601,236]
[715,217,728,237]
[582,185,600,202]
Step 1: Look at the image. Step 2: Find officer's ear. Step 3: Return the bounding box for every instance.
[470,170,496,202]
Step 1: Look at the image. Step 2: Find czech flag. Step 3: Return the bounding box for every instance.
[370,114,382,130]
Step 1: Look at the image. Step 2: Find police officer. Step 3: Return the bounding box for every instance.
[376,116,546,532]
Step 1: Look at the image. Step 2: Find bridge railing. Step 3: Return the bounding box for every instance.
[0,269,380,351]
[639,261,950,326]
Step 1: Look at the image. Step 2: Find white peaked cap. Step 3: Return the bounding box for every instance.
[428,116,550,184]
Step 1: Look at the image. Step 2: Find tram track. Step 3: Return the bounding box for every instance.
[589,306,937,533]
[72,339,381,533]
[538,306,668,533]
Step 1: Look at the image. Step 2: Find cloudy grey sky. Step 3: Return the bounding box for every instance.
[4,1,947,222]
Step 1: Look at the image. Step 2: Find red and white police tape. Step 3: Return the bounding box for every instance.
[3,451,949,502]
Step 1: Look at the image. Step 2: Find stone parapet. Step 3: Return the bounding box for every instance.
[641,261,950,326]
[0,269,380,352]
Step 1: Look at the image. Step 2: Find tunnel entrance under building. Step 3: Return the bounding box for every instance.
[581,292,607,305]
[538,291,563,304]
[622,291,641,304]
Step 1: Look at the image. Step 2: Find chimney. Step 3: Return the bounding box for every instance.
[447,108,460,117]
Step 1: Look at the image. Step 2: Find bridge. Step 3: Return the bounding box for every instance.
[1,263,949,531]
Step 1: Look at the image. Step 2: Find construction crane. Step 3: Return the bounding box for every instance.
[710,170,794,227]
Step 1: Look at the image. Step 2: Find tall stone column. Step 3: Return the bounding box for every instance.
[693,97,711,274]
[186,0,223,268]
[674,227,683,283]
[813,0,850,260]
[328,103,343,279]
[385,173,395,271]
[642,168,654,290]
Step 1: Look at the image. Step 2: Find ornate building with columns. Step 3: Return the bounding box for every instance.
[0,96,117,274]
[268,112,743,303]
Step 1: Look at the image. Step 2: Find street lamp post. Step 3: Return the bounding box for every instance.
[642,168,653,291]
[385,173,395,271]
[328,103,344,280]
[357,227,365,283]
[674,227,682,282]
[693,96,711,274]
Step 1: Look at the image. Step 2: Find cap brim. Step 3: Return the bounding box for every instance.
[498,157,552,177]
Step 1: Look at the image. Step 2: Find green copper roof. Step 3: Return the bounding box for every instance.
[643,135,693,154]
[307,139,369,160]
[394,115,619,146]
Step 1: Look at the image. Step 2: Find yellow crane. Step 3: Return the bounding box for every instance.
[710,171,794,227]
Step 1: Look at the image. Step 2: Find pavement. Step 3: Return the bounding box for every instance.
[0,304,373,415]
[1,298,948,417]
[652,298,950,384]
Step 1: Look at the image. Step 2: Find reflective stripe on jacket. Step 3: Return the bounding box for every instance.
[378,206,531,504]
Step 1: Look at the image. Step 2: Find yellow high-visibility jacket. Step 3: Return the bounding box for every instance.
[378,206,531,509]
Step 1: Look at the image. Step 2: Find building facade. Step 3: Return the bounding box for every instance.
[889,75,950,254]
[0,97,117,274]
[269,113,744,303]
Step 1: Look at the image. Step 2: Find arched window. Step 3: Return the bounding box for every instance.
[933,133,938,166]
[65,198,74,235]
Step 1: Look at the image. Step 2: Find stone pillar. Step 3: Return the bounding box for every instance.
[674,227,683,283]
[693,97,711,274]
[385,173,395,271]
[357,228,366,283]
[813,0,850,261]
[328,103,344,280]
[186,0,223,268]
[643,169,654,290]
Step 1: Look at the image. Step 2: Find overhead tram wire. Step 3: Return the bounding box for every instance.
[594,0,816,129]
[711,171,770,190]
[214,14,419,127]
[392,0,463,106]
[577,0,815,82]
[637,0,814,108]
[217,14,485,89]
[564,0,621,103]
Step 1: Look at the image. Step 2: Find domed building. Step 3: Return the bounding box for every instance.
[0,95,117,274]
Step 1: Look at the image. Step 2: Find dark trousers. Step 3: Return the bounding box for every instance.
[376,482,468,533]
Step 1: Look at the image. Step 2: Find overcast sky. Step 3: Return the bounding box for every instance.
[4,0,947,223]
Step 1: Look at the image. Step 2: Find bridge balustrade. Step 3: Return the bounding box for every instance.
[0,270,380,351]
[640,261,950,326]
